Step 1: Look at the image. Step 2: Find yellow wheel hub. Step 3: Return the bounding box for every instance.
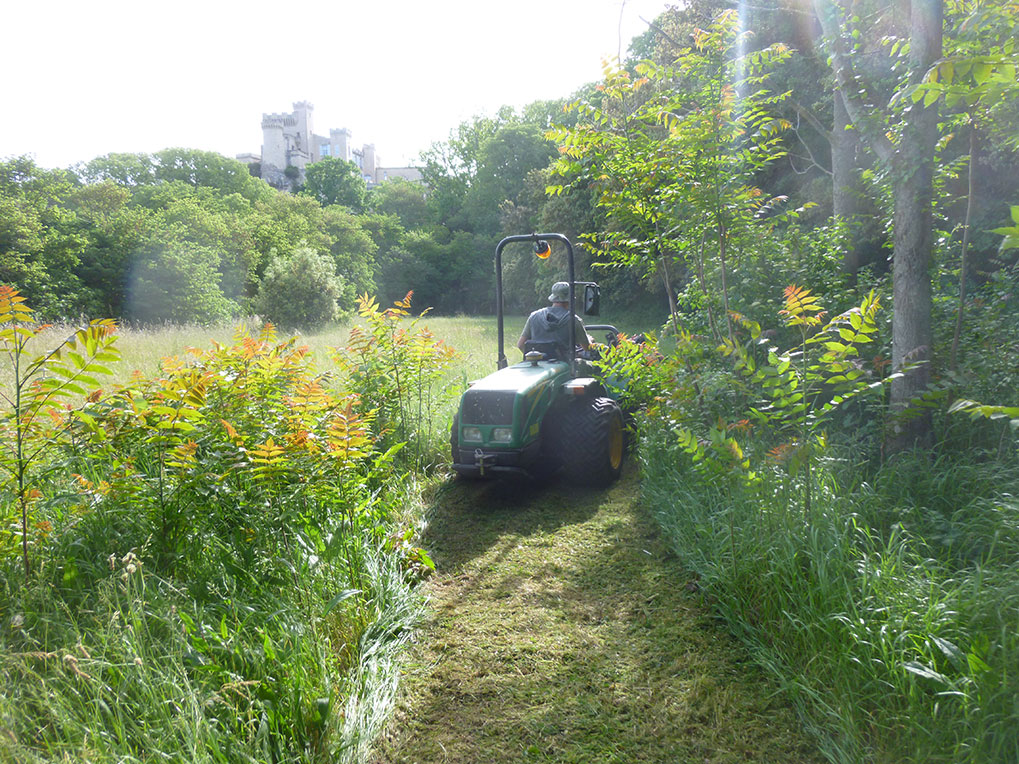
[608,414,624,470]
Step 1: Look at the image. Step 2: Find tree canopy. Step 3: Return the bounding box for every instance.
[301,156,368,211]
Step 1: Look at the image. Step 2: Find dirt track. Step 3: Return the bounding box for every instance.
[372,466,821,763]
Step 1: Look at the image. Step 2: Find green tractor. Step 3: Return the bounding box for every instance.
[450,233,625,485]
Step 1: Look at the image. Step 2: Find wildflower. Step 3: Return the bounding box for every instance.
[120,551,142,575]
[11,614,24,629]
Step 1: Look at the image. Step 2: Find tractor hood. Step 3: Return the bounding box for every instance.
[469,359,567,393]
[459,360,568,428]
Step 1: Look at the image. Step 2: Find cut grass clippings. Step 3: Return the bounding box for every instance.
[373,466,823,763]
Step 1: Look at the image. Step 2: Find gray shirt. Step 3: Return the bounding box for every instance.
[519,305,587,358]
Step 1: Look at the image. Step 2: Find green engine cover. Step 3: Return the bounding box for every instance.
[458,360,570,450]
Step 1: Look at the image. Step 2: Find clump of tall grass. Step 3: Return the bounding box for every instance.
[1,534,423,763]
[641,410,1019,763]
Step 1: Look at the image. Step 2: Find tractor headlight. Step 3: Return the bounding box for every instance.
[491,427,513,443]
[462,426,483,442]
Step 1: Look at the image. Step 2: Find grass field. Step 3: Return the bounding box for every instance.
[1,300,658,390]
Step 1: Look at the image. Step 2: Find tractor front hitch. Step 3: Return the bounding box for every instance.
[474,448,496,477]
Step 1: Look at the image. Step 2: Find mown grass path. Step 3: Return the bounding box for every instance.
[373,466,822,763]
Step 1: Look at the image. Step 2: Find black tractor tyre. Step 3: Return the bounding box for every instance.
[529,408,565,482]
[450,412,460,467]
[558,396,625,486]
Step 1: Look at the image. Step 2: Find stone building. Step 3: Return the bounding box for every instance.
[237,101,421,189]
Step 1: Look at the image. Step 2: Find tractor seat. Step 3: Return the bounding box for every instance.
[523,340,565,360]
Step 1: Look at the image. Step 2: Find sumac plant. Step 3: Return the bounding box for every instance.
[88,324,386,583]
[333,292,458,469]
[0,286,119,575]
[593,332,674,415]
[720,286,888,512]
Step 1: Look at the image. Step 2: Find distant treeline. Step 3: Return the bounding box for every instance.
[0,101,634,329]
[3,1,1017,337]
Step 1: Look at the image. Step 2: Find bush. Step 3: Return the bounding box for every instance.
[128,243,238,324]
[255,245,344,331]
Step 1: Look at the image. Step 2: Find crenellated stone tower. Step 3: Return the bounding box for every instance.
[259,101,316,189]
[239,101,421,189]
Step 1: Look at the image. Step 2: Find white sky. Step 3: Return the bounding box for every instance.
[1,0,673,170]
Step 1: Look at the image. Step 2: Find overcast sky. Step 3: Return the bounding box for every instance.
[2,0,674,170]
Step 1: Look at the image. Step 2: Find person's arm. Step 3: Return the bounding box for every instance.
[576,317,592,349]
[517,313,532,353]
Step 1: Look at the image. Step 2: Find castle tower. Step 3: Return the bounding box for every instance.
[260,113,292,188]
[261,115,287,171]
[290,101,314,169]
[330,128,352,162]
[361,144,377,182]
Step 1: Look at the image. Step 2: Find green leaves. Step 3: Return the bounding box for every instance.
[549,10,793,328]
[912,53,1018,109]
[948,398,1019,432]
[720,286,889,504]
[990,205,1019,252]
[0,287,120,574]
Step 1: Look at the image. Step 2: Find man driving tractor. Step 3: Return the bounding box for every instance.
[516,281,592,359]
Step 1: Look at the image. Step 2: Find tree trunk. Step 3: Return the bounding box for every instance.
[832,91,863,280]
[815,0,942,453]
[886,0,941,453]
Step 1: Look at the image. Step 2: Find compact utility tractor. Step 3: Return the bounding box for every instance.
[450,233,625,485]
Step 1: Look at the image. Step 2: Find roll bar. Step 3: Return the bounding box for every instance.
[495,233,577,375]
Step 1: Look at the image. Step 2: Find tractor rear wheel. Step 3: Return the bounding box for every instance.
[559,397,625,486]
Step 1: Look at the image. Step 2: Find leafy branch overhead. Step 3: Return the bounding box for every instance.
[549,10,803,339]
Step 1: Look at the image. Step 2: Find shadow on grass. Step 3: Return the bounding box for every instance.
[421,473,606,574]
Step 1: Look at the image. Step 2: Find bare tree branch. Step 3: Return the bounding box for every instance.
[791,101,834,144]
[813,0,896,164]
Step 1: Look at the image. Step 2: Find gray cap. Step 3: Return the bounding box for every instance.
[548,282,570,302]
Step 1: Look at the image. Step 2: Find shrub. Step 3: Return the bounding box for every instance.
[255,245,344,331]
[128,243,237,324]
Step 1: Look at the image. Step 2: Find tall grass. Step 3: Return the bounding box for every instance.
[641,419,1019,763]
[0,307,439,762]
[1,531,423,763]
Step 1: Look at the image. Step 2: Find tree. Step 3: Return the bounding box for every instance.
[254,246,343,330]
[911,0,1019,371]
[320,205,378,307]
[80,149,272,204]
[78,152,156,186]
[69,181,153,316]
[153,148,272,202]
[461,122,557,235]
[128,242,237,324]
[551,12,794,339]
[419,111,506,228]
[302,157,367,211]
[0,157,90,317]
[814,0,943,450]
[369,178,432,229]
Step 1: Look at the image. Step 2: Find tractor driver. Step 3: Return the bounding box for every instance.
[516,281,592,360]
